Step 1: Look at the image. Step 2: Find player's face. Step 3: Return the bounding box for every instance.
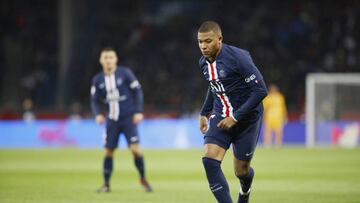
[99,51,118,74]
[269,84,279,93]
[198,31,222,60]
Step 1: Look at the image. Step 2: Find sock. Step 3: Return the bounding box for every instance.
[202,157,233,203]
[237,167,254,194]
[103,156,113,186]
[134,155,145,179]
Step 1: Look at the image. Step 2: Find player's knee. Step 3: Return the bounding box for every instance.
[203,147,225,161]
[129,145,142,157]
[235,166,251,177]
[131,150,142,157]
[235,169,247,177]
[204,151,215,159]
[105,148,115,157]
[234,163,251,177]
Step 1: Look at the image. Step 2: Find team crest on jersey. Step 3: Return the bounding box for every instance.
[219,69,226,78]
[99,83,105,89]
[117,78,123,86]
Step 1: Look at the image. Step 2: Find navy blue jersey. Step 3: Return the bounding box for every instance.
[199,43,267,121]
[91,66,143,121]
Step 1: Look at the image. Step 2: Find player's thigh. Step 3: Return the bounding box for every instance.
[122,122,140,146]
[232,117,262,161]
[204,115,232,151]
[104,120,122,149]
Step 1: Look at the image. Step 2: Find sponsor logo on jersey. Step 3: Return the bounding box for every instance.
[117,78,123,85]
[106,89,127,102]
[245,74,256,83]
[210,81,226,94]
[219,69,226,78]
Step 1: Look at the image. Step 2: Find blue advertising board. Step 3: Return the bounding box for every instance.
[0,119,305,148]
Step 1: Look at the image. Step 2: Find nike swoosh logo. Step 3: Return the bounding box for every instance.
[245,152,253,157]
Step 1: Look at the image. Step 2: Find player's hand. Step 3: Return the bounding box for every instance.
[217,117,237,130]
[199,116,209,134]
[133,113,144,124]
[95,114,105,124]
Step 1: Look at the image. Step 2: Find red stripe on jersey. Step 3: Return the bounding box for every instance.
[219,94,230,117]
[209,62,216,80]
[109,75,116,119]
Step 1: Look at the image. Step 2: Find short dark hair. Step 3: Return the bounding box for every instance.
[101,46,116,53]
[198,21,222,35]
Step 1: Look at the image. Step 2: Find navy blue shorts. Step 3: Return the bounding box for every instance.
[204,113,262,161]
[104,118,140,149]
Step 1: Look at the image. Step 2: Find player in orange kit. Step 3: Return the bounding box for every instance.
[263,84,288,147]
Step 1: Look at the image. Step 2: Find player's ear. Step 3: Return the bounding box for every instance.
[99,52,103,64]
[112,51,119,63]
[219,35,223,42]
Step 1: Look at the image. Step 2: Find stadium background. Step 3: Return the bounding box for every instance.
[1,0,359,119]
[0,1,360,203]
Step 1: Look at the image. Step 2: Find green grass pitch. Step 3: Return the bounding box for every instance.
[1,147,360,203]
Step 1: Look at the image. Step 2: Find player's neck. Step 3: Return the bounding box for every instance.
[103,66,117,75]
[206,57,215,63]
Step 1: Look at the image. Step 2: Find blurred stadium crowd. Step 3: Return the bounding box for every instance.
[0,0,359,119]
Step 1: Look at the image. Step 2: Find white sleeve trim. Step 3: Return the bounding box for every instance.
[91,86,96,95]
[130,80,141,89]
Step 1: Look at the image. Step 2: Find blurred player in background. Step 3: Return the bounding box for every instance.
[263,84,288,147]
[22,98,36,122]
[197,21,267,203]
[91,47,152,193]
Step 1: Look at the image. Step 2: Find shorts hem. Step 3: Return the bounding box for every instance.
[204,138,230,150]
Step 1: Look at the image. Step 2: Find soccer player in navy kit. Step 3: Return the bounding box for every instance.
[91,47,152,193]
[197,21,268,203]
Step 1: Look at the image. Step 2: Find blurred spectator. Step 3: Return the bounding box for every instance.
[22,98,35,122]
[68,102,82,120]
[0,0,359,119]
